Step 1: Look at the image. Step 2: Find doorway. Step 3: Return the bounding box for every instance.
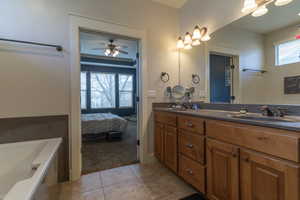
[209,53,234,103]
[79,30,140,174]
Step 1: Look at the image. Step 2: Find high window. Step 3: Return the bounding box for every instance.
[276,39,300,66]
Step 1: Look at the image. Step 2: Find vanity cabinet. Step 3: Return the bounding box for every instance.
[164,125,178,172]
[154,112,178,173]
[154,122,164,162]
[240,150,300,200]
[153,109,300,200]
[206,139,239,200]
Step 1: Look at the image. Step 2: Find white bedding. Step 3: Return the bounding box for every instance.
[81,113,128,135]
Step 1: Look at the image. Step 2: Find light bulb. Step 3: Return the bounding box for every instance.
[201,34,211,41]
[242,0,258,13]
[177,37,184,49]
[184,32,193,45]
[252,5,268,17]
[184,44,192,50]
[275,0,293,6]
[192,40,201,46]
[105,49,111,56]
[112,50,119,57]
[192,26,202,40]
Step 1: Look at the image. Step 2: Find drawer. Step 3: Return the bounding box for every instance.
[206,120,300,162]
[179,154,206,193]
[178,115,205,135]
[154,111,177,126]
[179,130,205,164]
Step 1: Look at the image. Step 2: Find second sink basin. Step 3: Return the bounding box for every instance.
[229,113,299,123]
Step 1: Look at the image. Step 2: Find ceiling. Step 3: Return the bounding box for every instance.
[231,0,300,34]
[80,31,138,60]
[151,0,188,8]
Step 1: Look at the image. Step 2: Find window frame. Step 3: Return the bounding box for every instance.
[81,64,136,116]
[275,38,300,66]
[118,73,134,108]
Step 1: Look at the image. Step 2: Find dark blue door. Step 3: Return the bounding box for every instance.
[210,54,231,103]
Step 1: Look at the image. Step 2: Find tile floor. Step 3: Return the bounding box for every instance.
[37,162,196,200]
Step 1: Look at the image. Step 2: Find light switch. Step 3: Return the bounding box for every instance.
[148,90,157,98]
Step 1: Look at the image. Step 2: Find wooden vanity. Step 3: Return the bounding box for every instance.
[154,110,300,200]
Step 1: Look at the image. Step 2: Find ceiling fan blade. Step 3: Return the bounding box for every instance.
[119,50,129,54]
[92,48,106,50]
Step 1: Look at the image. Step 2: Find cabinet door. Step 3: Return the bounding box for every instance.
[240,150,300,200]
[154,122,164,162]
[207,139,239,200]
[164,125,178,173]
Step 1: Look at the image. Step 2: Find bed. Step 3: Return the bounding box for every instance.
[81,113,128,135]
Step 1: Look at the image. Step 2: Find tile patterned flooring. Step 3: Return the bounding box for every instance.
[38,162,196,200]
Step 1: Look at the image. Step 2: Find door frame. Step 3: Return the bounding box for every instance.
[69,14,148,181]
[204,44,241,103]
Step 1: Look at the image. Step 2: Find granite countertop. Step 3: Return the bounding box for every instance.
[154,107,300,132]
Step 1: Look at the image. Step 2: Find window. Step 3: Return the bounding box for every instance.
[119,74,133,107]
[91,73,116,108]
[80,66,136,113]
[276,39,300,66]
[81,72,87,109]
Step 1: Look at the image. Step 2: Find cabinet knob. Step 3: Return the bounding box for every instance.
[242,157,250,162]
[186,121,194,127]
[186,144,194,148]
[186,169,193,175]
[232,152,238,158]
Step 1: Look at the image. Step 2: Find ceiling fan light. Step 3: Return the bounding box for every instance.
[112,50,119,57]
[274,0,293,6]
[177,37,184,49]
[192,26,202,40]
[184,32,193,45]
[252,5,268,17]
[192,40,201,46]
[184,44,192,50]
[105,49,111,56]
[242,0,258,13]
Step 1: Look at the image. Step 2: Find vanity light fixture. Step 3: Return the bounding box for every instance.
[275,0,293,6]
[252,5,268,17]
[184,32,193,45]
[177,26,211,50]
[242,0,293,17]
[184,44,192,50]
[177,37,184,49]
[242,0,258,13]
[192,40,201,46]
[192,26,202,40]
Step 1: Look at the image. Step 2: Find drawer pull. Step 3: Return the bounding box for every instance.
[232,152,238,158]
[243,157,250,162]
[186,144,194,148]
[257,136,268,141]
[186,169,193,175]
[186,121,194,127]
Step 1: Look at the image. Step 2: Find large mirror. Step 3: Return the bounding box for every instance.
[207,0,300,105]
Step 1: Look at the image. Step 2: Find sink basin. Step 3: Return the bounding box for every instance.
[229,114,299,123]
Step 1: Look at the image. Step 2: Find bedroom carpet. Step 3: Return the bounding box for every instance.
[82,120,138,174]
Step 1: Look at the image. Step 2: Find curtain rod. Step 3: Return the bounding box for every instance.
[0,38,63,51]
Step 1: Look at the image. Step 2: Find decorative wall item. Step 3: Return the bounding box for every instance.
[177,26,211,50]
[192,74,200,84]
[241,0,294,17]
[160,72,170,83]
[284,75,300,94]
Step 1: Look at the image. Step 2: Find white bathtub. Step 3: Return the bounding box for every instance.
[0,138,62,200]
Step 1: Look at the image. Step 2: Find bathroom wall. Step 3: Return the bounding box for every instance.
[0,0,181,157]
[264,24,300,104]
[180,0,245,35]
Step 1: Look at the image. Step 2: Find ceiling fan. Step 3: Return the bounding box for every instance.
[92,39,129,57]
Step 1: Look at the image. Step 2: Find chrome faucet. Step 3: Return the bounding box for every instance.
[260,106,274,117]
